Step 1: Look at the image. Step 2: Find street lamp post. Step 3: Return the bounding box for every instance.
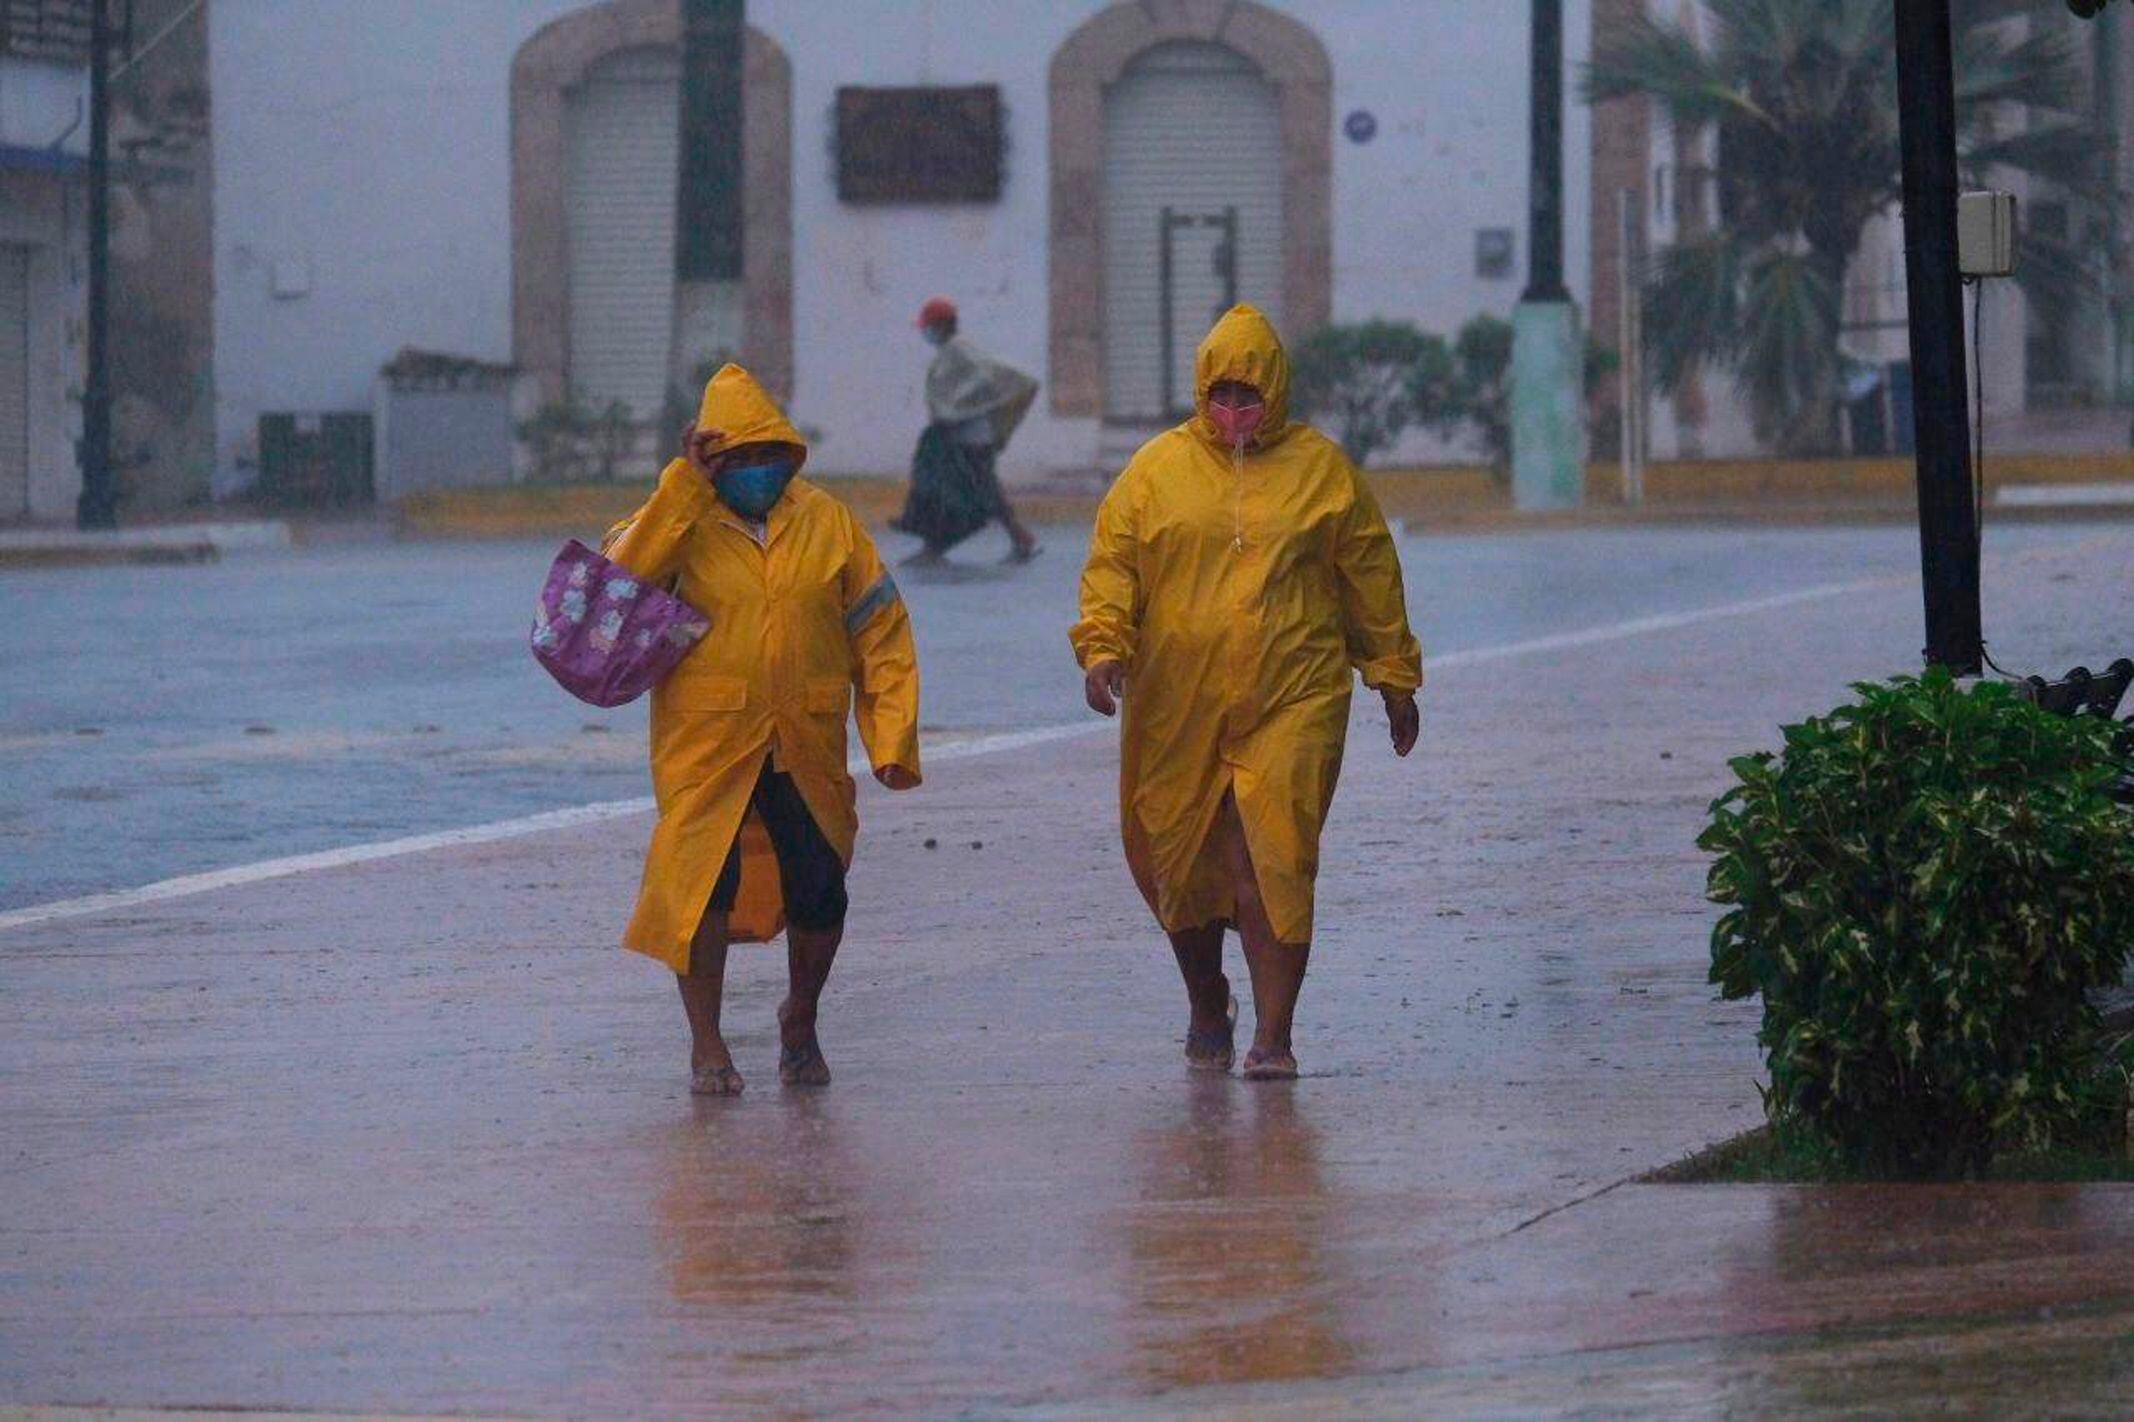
[1523,0,1569,308]
[1511,0,1584,510]
[76,0,118,530]
[673,0,747,394]
[1893,0,1982,673]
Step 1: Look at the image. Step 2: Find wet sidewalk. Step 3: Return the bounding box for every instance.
[4,530,2133,1417]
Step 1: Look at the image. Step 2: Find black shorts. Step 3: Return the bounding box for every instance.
[706,765,848,931]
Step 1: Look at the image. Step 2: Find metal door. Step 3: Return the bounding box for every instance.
[566,47,681,423]
[1160,208,1238,418]
[1100,41,1282,422]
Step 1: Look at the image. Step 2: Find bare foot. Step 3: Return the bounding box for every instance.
[777,999,832,1088]
[1185,983,1237,1073]
[1241,1045,1299,1081]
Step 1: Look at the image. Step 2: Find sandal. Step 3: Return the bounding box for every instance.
[778,1039,832,1087]
[1241,1047,1299,1082]
[1185,989,1238,1073]
[690,1063,746,1096]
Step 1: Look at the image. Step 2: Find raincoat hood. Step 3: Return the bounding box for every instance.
[696,363,808,472]
[1192,304,1291,450]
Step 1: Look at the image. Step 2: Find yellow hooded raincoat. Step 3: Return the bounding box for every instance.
[605,364,921,970]
[1070,305,1421,945]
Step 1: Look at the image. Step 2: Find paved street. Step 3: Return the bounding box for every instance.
[0,520,2099,909]
[1,520,2131,1416]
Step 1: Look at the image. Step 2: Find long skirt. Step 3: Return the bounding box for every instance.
[891,423,1002,552]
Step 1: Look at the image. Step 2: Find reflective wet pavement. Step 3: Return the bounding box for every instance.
[0,522,2095,908]
[2,525,2132,1416]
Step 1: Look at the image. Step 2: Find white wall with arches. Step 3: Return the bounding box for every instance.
[208,0,1589,491]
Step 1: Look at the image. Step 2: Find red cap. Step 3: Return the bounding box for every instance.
[916,296,958,328]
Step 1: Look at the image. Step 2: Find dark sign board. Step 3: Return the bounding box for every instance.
[836,84,1002,204]
[2,0,92,63]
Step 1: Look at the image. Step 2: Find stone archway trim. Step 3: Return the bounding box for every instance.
[1048,0,1332,418]
[511,1,793,406]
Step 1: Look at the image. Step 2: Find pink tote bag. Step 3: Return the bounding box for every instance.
[529,540,711,707]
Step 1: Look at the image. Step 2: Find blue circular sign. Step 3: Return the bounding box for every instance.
[1344,109,1378,144]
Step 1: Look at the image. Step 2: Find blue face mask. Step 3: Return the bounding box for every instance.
[714,462,795,519]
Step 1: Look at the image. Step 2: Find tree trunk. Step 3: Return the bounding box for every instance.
[1792,236,1857,458]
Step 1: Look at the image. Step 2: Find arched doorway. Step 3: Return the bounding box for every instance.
[512,1,793,409]
[565,46,681,422]
[1048,0,1330,421]
[1101,41,1282,422]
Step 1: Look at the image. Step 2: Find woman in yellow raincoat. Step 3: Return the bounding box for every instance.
[605,364,921,1096]
[1071,305,1421,1080]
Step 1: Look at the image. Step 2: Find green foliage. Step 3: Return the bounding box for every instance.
[1585,0,2108,454]
[1448,317,1515,470]
[516,396,639,483]
[1289,320,1458,466]
[1291,316,1628,473]
[1443,315,1619,475]
[1700,669,2134,1176]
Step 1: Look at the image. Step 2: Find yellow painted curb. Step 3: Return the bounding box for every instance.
[393,452,2134,540]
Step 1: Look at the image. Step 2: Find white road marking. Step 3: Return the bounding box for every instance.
[0,723,1101,933]
[0,579,1889,934]
[1424,576,1895,674]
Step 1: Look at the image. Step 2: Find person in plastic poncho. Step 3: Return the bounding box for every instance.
[1071,305,1423,1081]
[893,296,1042,565]
[603,364,921,1097]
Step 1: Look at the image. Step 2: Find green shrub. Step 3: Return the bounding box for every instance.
[1289,320,1458,467]
[1441,315,1617,478]
[1700,669,2134,1176]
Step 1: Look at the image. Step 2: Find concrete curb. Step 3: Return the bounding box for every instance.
[390,489,2134,542]
[388,459,2134,540]
[0,521,293,570]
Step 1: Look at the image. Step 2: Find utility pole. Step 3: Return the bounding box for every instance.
[1511,0,1584,510]
[1524,0,1568,308]
[673,0,746,394]
[1893,0,1981,672]
[76,0,118,530]
[1618,188,1646,506]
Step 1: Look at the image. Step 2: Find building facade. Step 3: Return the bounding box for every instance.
[206,0,1594,493]
[0,0,89,522]
[1585,0,2134,464]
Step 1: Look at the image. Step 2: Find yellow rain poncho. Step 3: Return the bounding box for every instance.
[1070,305,1421,944]
[926,335,1039,450]
[605,364,920,970]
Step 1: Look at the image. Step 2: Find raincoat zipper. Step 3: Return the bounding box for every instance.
[1230,440,1245,551]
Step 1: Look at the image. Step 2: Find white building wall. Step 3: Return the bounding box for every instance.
[0,51,87,150]
[210,0,1590,490]
[760,0,1065,477]
[0,55,89,522]
[760,0,1590,476]
[208,0,590,496]
[1326,3,1592,328]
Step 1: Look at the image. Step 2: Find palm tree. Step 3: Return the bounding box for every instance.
[1586,0,2112,455]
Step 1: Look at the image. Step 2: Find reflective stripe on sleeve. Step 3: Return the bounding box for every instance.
[844,571,901,635]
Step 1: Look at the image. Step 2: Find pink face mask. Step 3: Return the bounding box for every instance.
[1207,400,1266,447]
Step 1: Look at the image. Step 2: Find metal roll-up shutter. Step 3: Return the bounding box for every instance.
[1100,42,1284,422]
[566,46,681,424]
[0,246,27,520]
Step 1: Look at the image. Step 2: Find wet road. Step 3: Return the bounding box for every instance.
[0,521,2097,910]
[2,523,2131,1416]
